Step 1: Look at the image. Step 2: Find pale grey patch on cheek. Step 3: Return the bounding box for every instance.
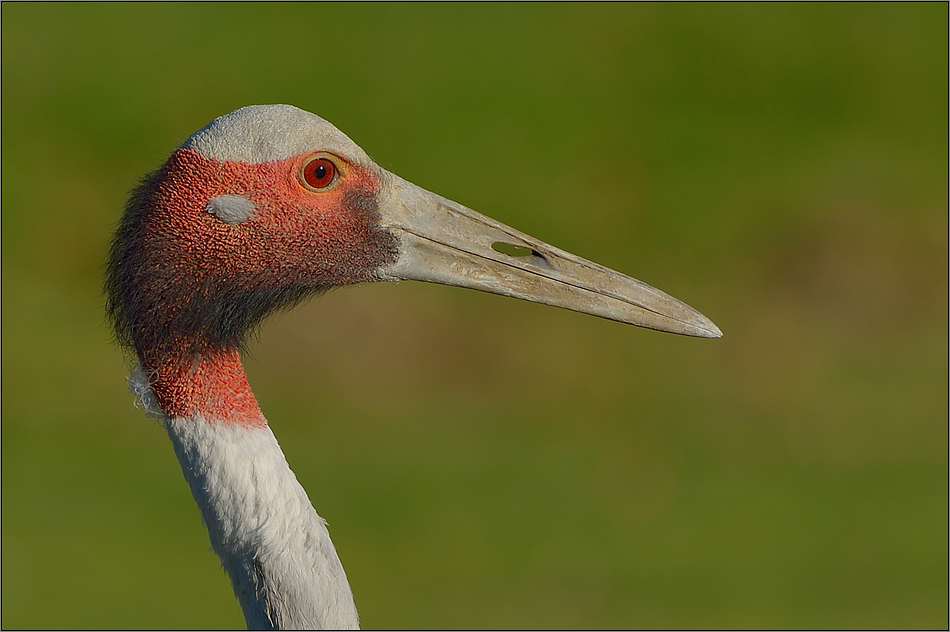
[206,194,257,224]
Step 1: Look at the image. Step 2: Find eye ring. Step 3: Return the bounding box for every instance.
[299,155,342,191]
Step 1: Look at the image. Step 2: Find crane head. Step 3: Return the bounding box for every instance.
[106,105,720,363]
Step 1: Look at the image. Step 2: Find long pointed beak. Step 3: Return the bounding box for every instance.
[375,173,722,339]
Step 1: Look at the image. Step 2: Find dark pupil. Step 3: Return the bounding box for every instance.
[313,164,327,180]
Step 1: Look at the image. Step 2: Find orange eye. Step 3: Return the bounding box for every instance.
[301,157,337,190]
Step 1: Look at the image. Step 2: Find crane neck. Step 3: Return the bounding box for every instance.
[129,348,360,629]
[161,413,359,630]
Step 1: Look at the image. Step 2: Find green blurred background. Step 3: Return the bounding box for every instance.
[2,4,947,629]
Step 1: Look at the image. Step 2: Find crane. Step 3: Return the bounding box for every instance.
[105,104,721,630]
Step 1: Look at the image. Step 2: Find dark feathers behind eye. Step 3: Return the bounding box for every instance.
[104,169,332,358]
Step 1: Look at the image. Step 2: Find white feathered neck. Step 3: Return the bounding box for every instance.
[129,370,359,630]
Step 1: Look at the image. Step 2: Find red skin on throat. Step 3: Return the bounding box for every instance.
[144,346,266,427]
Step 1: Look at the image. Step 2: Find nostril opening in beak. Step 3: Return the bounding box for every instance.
[492,242,532,257]
[492,242,551,268]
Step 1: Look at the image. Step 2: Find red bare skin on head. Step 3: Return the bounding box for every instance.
[151,148,385,291]
[116,148,397,425]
